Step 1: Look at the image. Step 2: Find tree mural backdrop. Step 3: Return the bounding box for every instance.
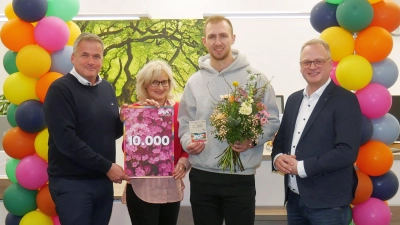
[76,19,207,105]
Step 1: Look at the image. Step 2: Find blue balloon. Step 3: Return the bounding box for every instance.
[360,115,373,146]
[12,0,48,22]
[310,1,339,33]
[371,170,399,201]
[5,213,22,225]
[371,58,399,89]
[15,100,46,133]
[50,46,73,75]
[371,113,400,145]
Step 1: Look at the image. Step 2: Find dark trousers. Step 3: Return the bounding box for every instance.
[286,190,351,225]
[126,183,180,225]
[48,176,113,225]
[189,168,256,225]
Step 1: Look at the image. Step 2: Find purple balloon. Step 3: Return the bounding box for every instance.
[356,83,392,119]
[353,197,391,225]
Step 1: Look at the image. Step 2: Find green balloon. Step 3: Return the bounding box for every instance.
[3,183,38,216]
[46,0,80,22]
[326,0,343,4]
[3,51,18,75]
[6,104,18,127]
[5,158,20,183]
[336,0,374,33]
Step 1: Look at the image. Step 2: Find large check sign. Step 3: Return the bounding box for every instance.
[124,106,174,178]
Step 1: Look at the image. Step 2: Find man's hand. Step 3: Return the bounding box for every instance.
[231,140,254,153]
[106,163,129,184]
[186,142,205,155]
[274,154,296,174]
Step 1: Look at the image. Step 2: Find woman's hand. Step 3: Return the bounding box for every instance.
[140,99,161,107]
[172,163,187,179]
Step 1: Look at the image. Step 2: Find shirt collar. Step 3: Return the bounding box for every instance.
[70,67,102,86]
[303,78,331,98]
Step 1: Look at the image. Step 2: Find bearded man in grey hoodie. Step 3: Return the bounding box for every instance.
[178,16,280,225]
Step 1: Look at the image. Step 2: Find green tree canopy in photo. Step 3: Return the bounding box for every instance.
[76,19,207,105]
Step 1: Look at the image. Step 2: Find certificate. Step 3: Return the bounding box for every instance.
[124,106,174,178]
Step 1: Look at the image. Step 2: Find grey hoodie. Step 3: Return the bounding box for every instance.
[178,49,280,175]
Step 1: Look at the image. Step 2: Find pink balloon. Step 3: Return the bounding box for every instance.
[353,197,391,225]
[52,216,61,225]
[16,154,48,190]
[34,16,70,52]
[355,83,392,119]
[330,61,340,85]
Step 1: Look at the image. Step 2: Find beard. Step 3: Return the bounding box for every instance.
[209,48,231,61]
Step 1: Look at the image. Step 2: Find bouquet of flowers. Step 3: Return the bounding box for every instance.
[209,70,270,173]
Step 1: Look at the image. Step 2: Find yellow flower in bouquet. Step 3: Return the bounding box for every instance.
[210,70,270,173]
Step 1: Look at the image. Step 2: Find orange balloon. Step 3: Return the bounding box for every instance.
[356,140,393,176]
[369,0,400,33]
[0,19,36,52]
[4,2,17,20]
[351,170,373,205]
[2,127,37,159]
[354,26,393,62]
[36,72,63,102]
[37,184,57,217]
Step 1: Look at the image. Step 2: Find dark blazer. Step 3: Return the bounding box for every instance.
[271,81,362,208]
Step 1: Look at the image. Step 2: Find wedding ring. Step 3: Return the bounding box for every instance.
[180,167,183,171]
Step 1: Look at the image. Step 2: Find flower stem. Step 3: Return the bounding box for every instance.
[215,146,245,173]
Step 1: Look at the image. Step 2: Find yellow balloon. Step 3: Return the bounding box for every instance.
[320,26,355,62]
[20,211,53,225]
[4,2,17,20]
[3,72,38,105]
[35,128,49,161]
[336,55,372,91]
[66,21,82,46]
[368,0,382,4]
[16,45,51,78]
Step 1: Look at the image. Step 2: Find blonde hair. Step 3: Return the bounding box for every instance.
[135,60,176,102]
[73,33,104,54]
[203,15,233,37]
[300,38,332,58]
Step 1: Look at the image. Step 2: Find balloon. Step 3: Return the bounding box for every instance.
[3,50,18,75]
[16,45,51,78]
[336,55,372,91]
[371,113,400,145]
[353,198,391,225]
[46,0,80,22]
[326,0,343,4]
[12,0,48,22]
[6,103,18,127]
[319,26,354,62]
[50,46,74,75]
[370,170,399,201]
[66,21,81,46]
[371,58,398,88]
[356,83,392,119]
[356,140,393,176]
[336,0,374,33]
[3,183,38,216]
[36,72,63,102]
[2,127,37,159]
[310,1,339,33]
[16,154,48,190]
[5,158,20,183]
[352,170,373,205]
[369,0,382,3]
[4,2,17,20]
[20,211,53,225]
[37,184,57,216]
[52,216,61,225]
[3,72,37,105]
[330,61,340,85]
[354,26,393,63]
[34,16,70,52]
[35,128,49,161]
[15,99,46,133]
[369,0,400,33]
[360,115,373,146]
[0,19,36,52]
[5,212,23,225]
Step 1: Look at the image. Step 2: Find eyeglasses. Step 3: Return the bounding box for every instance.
[300,59,330,68]
[150,80,170,87]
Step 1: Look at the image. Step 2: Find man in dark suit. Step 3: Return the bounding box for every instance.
[271,38,362,225]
